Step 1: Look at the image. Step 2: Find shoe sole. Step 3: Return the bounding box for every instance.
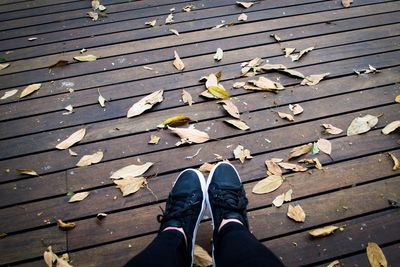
[174,169,207,267]
[205,162,242,267]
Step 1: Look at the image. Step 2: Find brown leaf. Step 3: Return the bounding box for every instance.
[49,60,69,68]
[168,126,210,145]
[233,145,253,163]
[127,90,164,118]
[283,47,296,57]
[278,162,308,172]
[173,50,184,71]
[68,192,90,203]
[114,176,147,197]
[290,46,314,61]
[145,19,156,27]
[367,242,388,267]
[236,1,254,8]
[110,162,153,179]
[224,119,250,131]
[1,89,18,100]
[76,151,103,167]
[169,29,180,36]
[287,204,306,222]
[252,175,283,194]
[270,33,281,42]
[73,54,97,62]
[148,134,160,144]
[181,89,193,106]
[388,152,400,171]
[342,0,353,8]
[98,89,106,107]
[289,104,303,115]
[257,64,305,79]
[193,244,213,267]
[165,13,174,24]
[199,162,215,173]
[265,159,283,176]
[288,143,312,159]
[56,219,76,230]
[301,73,329,86]
[44,246,57,267]
[0,63,10,71]
[238,13,248,21]
[308,225,339,237]
[214,48,223,61]
[20,83,41,98]
[382,121,400,135]
[322,123,343,135]
[317,138,332,155]
[56,128,86,150]
[298,158,323,170]
[160,115,191,127]
[17,168,39,176]
[278,112,294,122]
[218,100,240,119]
[347,114,378,136]
[248,76,284,90]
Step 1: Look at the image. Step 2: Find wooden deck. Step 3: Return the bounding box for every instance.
[0,0,399,266]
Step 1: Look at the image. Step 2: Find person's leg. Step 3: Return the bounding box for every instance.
[124,169,207,267]
[207,162,285,267]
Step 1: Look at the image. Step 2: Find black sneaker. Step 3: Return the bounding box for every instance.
[157,169,206,267]
[206,162,249,234]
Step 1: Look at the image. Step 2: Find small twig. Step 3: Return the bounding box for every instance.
[146,184,159,202]
[185,147,202,160]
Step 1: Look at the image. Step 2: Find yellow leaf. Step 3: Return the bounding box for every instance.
[169,29,180,36]
[290,46,314,61]
[301,73,329,86]
[387,152,400,171]
[200,90,217,99]
[366,242,387,267]
[395,95,400,103]
[56,219,76,230]
[76,151,103,167]
[20,83,41,98]
[207,85,229,99]
[265,159,283,176]
[68,192,90,203]
[214,48,223,61]
[288,143,312,159]
[114,176,147,197]
[308,225,339,237]
[168,126,210,145]
[73,54,97,62]
[43,246,57,267]
[56,128,86,150]
[127,90,164,118]
[238,13,248,21]
[193,244,213,267]
[233,145,253,163]
[17,168,39,176]
[181,89,193,106]
[347,114,378,136]
[148,134,160,144]
[278,162,308,172]
[289,104,303,115]
[0,63,10,71]
[252,175,283,194]
[173,50,184,70]
[161,115,191,127]
[342,0,353,8]
[1,89,18,100]
[248,76,284,90]
[198,162,215,173]
[145,19,156,27]
[322,123,343,135]
[317,138,332,155]
[217,99,240,119]
[236,1,254,8]
[110,162,153,179]
[287,204,306,222]
[224,119,250,131]
[278,112,294,121]
[382,121,400,135]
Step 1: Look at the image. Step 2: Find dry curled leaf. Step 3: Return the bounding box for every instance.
[17,168,39,176]
[87,11,99,21]
[317,138,332,155]
[301,73,329,86]
[298,158,323,170]
[278,112,294,122]
[199,162,215,173]
[127,90,164,118]
[0,63,10,71]
[62,104,74,115]
[224,119,250,131]
[288,143,312,159]
[238,13,248,21]
[182,4,195,12]
[347,114,378,136]
[367,242,387,267]
[287,204,306,222]
[342,0,353,8]
[236,1,254,8]
[110,162,153,179]
[283,47,296,57]
[98,89,106,107]
[387,152,400,171]
[248,76,284,91]
[68,191,90,203]
[233,145,253,163]
[252,175,283,194]
[20,83,41,98]
[165,13,174,24]
[322,124,343,135]
[218,99,240,118]
[289,104,303,115]
[168,126,210,145]
[1,89,18,100]
[258,64,305,79]
[193,244,213,267]
[233,82,246,88]
[173,51,185,71]
[214,48,223,61]
[272,189,293,207]
[56,219,76,230]
[181,89,193,106]
[114,176,147,197]
[290,46,314,61]
[169,29,179,36]
[48,60,69,68]
[145,19,156,27]
[382,121,400,135]
[148,134,160,144]
[56,128,86,150]
[327,260,340,267]
[265,159,283,176]
[270,33,281,42]
[68,149,77,156]
[44,246,57,267]
[278,162,308,172]
[160,115,191,128]
[208,86,230,99]
[73,54,97,62]
[309,226,339,237]
[76,151,103,167]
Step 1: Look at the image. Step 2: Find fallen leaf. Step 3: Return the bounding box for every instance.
[127,90,164,118]
[0,63,10,71]
[272,189,292,207]
[110,162,153,179]
[17,169,39,176]
[73,54,97,62]
[288,143,312,159]
[68,149,78,156]
[317,138,332,155]
[365,65,379,74]
[98,89,106,107]
[283,47,296,57]
[327,260,340,267]
[218,100,240,119]
[233,145,253,163]
[287,204,306,222]
[160,115,191,127]
[97,213,108,220]
[114,176,147,196]
[298,158,323,170]
[278,162,308,172]
[1,89,18,100]
[301,73,329,86]
[182,4,195,12]
[290,46,314,61]
[322,124,343,135]
[241,57,263,75]
[388,152,400,171]
[248,76,284,90]
[200,90,217,99]
[233,82,246,88]
[204,73,219,88]
[224,119,250,131]
[208,86,230,99]
[148,134,160,144]
[92,0,100,10]
[20,83,41,98]
[309,225,339,237]
[62,104,74,115]
[278,112,294,122]
[28,37,38,41]
[257,64,305,79]
[395,95,400,103]
[367,242,388,267]
[76,151,103,167]
[236,1,254,8]
[145,19,156,27]
[181,89,193,106]
[265,159,283,176]
[342,0,353,7]
[252,175,283,194]
[347,114,378,136]
[173,50,185,71]
[214,48,223,61]
[238,13,248,21]
[143,66,153,71]
[382,121,400,135]
[199,162,215,173]
[169,29,179,36]
[49,60,69,68]
[44,246,57,267]
[311,142,319,155]
[56,128,86,150]
[68,192,90,202]
[284,189,293,201]
[56,219,76,230]
[288,104,303,115]
[168,126,210,145]
[270,33,281,42]
[193,244,213,267]
[57,254,73,267]
[165,13,174,24]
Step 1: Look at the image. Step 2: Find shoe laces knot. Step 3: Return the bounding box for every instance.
[157,193,199,226]
[214,188,248,212]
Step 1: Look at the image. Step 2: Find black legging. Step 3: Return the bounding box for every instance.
[124,222,285,267]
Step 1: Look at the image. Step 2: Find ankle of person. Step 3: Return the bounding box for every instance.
[163,227,187,245]
[218,218,243,232]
